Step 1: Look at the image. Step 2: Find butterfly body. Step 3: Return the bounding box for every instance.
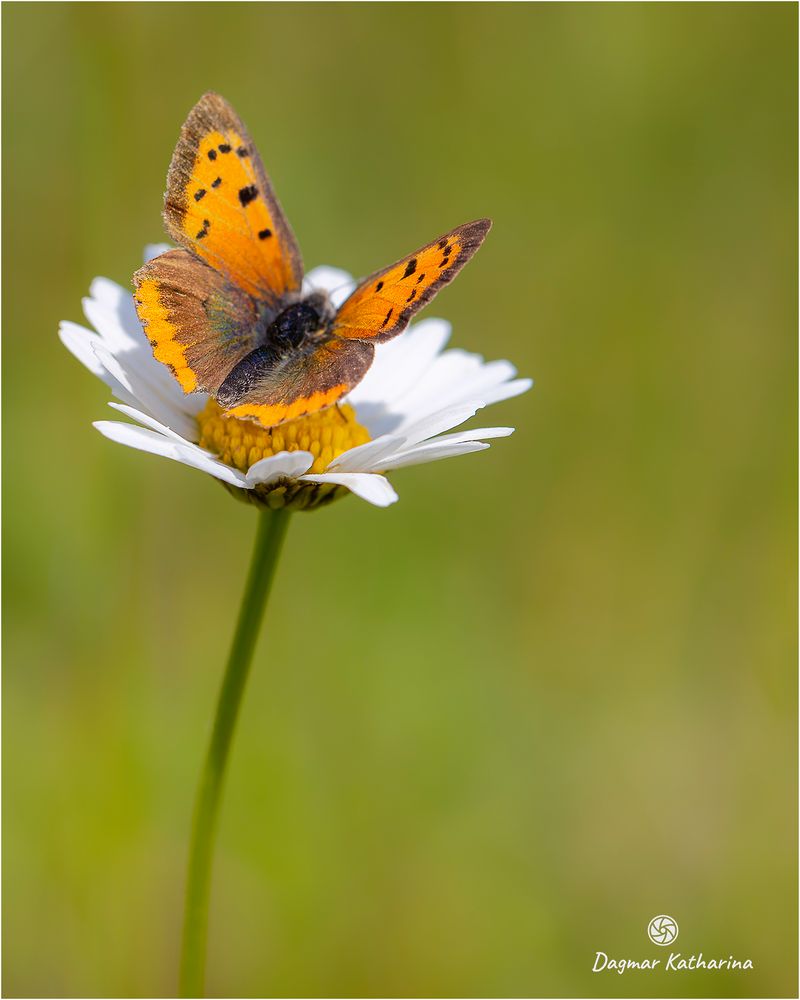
[217,294,335,408]
[134,93,491,429]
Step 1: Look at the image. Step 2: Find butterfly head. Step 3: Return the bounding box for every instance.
[265,292,333,351]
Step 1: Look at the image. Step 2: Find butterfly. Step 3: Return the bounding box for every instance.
[134,93,491,429]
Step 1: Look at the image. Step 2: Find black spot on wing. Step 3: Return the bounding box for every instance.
[236,146,249,157]
[207,149,217,161]
[195,218,210,240]
[258,228,272,240]
[402,258,417,279]
[406,289,417,303]
[375,280,384,292]
[211,177,222,188]
[380,308,393,329]
[218,143,232,153]
[239,185,258,206]
[194,189,206,201]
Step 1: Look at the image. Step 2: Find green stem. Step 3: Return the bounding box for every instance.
[179,508,291,997]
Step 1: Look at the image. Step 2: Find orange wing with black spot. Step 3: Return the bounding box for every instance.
[163,92,302,303]
[331,219,491,342]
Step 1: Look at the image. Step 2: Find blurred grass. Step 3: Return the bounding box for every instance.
[3,2,797,997]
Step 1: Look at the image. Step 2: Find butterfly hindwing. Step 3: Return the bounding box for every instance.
[331,219,491,342]
[164,92,303,303]
[222,339,375,428]
[133,249,264,395]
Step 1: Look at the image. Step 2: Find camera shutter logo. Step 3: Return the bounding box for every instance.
[647,915,678,946]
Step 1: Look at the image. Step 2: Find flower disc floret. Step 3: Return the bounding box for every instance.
[197,399,370,475]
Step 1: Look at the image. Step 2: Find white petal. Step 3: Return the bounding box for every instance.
[93,420,247,487]
[355,426,514,473]
[60,321,144,410]
[326,435,405,473]
[94,419,176,458]
[303,266,355,308]
[60,320,126,382]
[299,472,398,507]
[107,402,199,445]
[344,398,405,442]
[84,278,143,350]
[87,275,135,311]
[92,343,201,442]
[84,276,203,420]
[437,358,519,408]
[144,242,171,262]
[379,441,490,471]
[380,350,530,428]
[385,351,494,419]
[475,377,533,406]
[393,402,484,450]
[349,318,452,410]
[245,451,314,486]
[337,404,485,476]
[421,425,515,446]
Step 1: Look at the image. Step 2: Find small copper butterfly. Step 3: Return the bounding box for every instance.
[134,93,491,429]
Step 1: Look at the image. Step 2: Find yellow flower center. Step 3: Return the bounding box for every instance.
[197,398,371,475]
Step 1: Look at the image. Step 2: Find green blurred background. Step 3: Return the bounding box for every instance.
[4,3,797,997]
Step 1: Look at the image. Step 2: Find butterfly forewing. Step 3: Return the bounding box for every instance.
[331,219,491,343]
[164,92,303,303]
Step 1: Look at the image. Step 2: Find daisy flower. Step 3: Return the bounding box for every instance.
[61,240,532,998]
[60,245,531,511]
